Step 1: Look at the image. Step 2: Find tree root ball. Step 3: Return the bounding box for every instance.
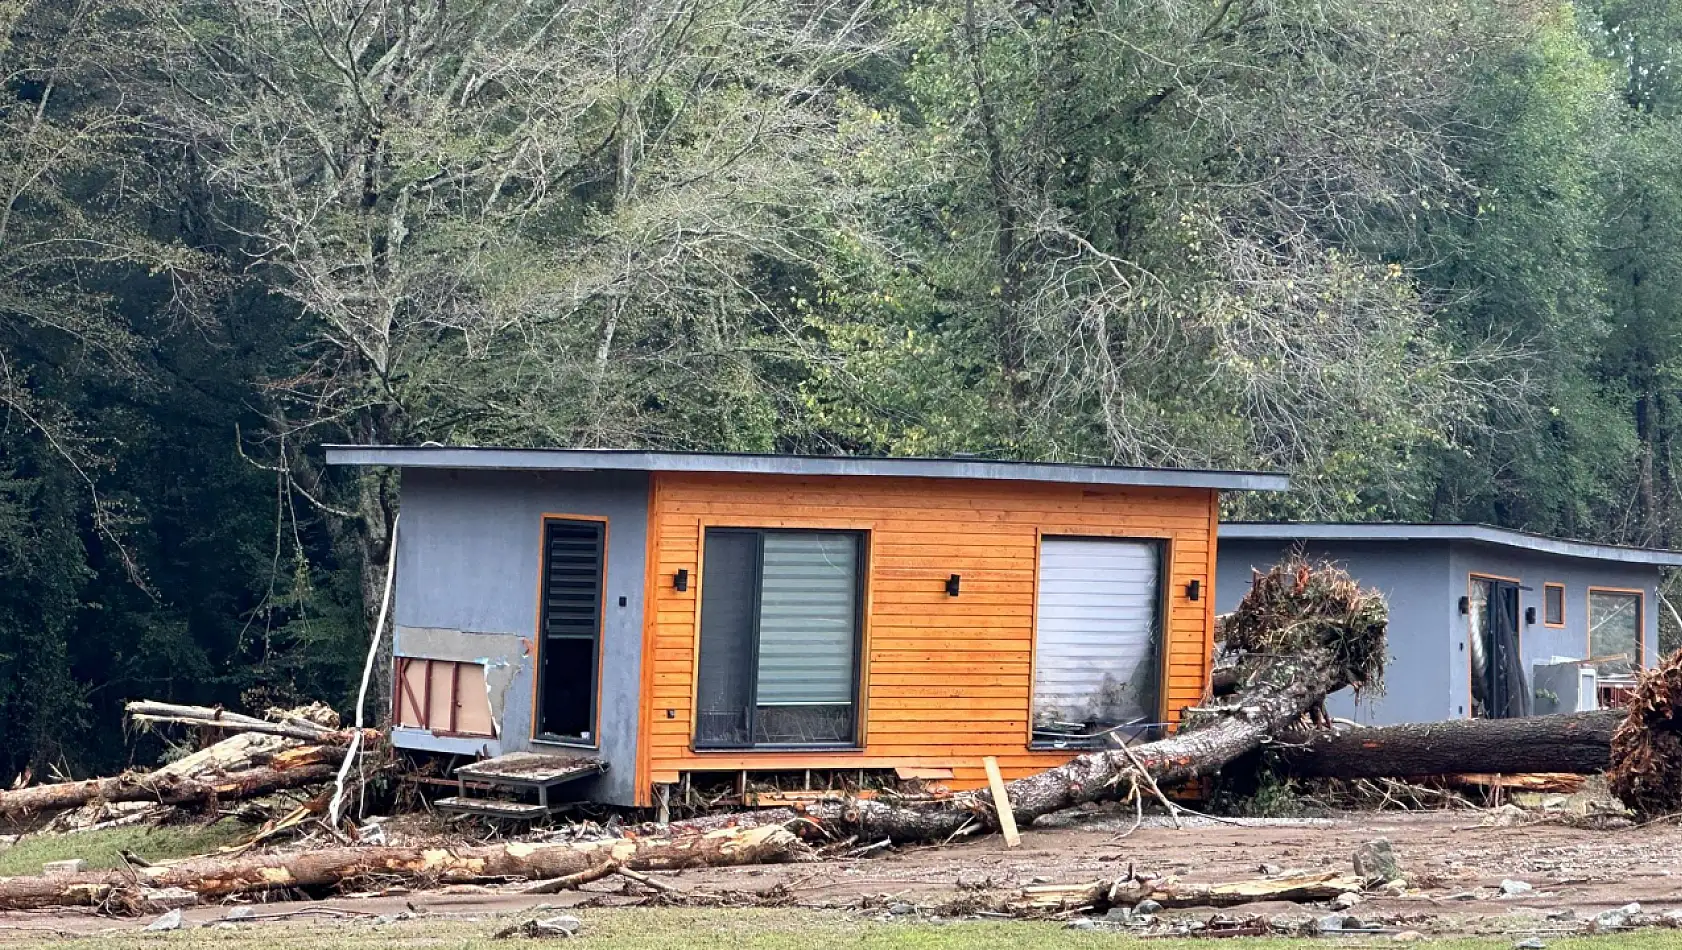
[1219,556,1387,694]
[1609,647,1682,816]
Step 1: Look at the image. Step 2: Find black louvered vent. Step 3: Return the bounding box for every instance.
[542,520,603,640]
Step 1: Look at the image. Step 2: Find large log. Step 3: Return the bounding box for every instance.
[667,559,1390,844]
[0,742,343,824]
[1016,870,1364,911]
[124,701,347,743]
[0,824,806,911]
[1273,710,1622,779]
[786,646,1358,842]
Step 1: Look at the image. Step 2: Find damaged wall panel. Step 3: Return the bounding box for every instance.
[394,657,496,737]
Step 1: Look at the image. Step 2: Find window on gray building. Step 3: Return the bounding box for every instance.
[1589,589,1642,676]
[1543,583,1565,627]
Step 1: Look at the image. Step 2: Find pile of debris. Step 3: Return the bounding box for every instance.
[1220,557,1387,698]
[0,704,367,832]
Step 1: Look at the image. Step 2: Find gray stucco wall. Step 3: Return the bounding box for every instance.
[1217,538,1663,725]
[391,468,649,805]
[1217,540,1455,725]
[1444,542,1660,716]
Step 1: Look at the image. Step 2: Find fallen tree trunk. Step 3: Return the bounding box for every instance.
[1274,710,1621,779]
[1016,870,1364,912]
[787,647,1358,842]
[152,733,302,778]
[0,762,339,824]
[124,701,357,744]
[0,824,805,911]
[760,559,1391,843]
[0,740,344,824]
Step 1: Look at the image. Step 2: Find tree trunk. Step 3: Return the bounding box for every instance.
[125,702,349,743]
[1639,391,1658,545]
[0,735,344,825]
[1016,870,1363,912]
[0,760,339,825]
[0,824,805,911]
[1274,711,1620,779]
[772,648,1350,842]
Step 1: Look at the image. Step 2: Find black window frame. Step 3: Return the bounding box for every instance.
[692,527,868,751]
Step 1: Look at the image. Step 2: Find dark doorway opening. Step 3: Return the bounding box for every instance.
[1470,577,1529,719]
[536,518,605,742]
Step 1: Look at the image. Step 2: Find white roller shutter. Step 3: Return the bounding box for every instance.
[1033,537,1162,730]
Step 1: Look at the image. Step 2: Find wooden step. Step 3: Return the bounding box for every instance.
[454,752,607,790]
[433,796,550,820]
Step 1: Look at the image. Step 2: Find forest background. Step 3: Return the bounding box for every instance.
[5,0,1681,777]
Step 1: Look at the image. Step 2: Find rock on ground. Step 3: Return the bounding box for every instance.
[1353,839,1400,884]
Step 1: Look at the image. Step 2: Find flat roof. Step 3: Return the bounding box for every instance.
[322,445,1290,492]
[1221,522,1682,567]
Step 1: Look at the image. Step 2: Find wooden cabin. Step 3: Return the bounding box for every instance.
[325,446,1286,812]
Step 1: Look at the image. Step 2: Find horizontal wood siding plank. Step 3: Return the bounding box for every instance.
[639,472,1216,796]
[869,707,1026,722]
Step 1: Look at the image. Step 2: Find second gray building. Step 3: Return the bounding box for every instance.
[1216,524,1682,725]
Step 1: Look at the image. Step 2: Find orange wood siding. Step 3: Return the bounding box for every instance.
[634,472,1219,805]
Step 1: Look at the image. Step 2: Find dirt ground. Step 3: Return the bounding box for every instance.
[2,808,1679,943]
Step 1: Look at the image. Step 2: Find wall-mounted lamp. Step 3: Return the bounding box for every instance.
[945,573,961,597]
[1186,579,1202,601]
[1525,606,1537,626]
[1458,595,1469,615]
[674,568,689,592]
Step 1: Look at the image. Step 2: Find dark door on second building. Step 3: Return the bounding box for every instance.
[1469,576,1529,719]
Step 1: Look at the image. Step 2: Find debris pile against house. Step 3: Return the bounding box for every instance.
[0,704,364,831]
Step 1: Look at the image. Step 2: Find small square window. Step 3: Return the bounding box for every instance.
[1543,584,1565,627]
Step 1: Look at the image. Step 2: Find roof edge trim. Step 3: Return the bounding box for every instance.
[1221,522,1682,567]
[322,445,1290,492]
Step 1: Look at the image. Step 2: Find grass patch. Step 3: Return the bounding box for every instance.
[0,820,249,876]
[25,907,1682,950]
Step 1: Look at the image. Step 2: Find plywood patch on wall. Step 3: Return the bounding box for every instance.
[395,657,496,737]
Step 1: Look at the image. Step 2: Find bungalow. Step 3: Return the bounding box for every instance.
[1216,523,1682,725]
[324,446,1286,811]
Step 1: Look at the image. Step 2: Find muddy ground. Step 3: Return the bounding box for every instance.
[1,807,1679,942]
